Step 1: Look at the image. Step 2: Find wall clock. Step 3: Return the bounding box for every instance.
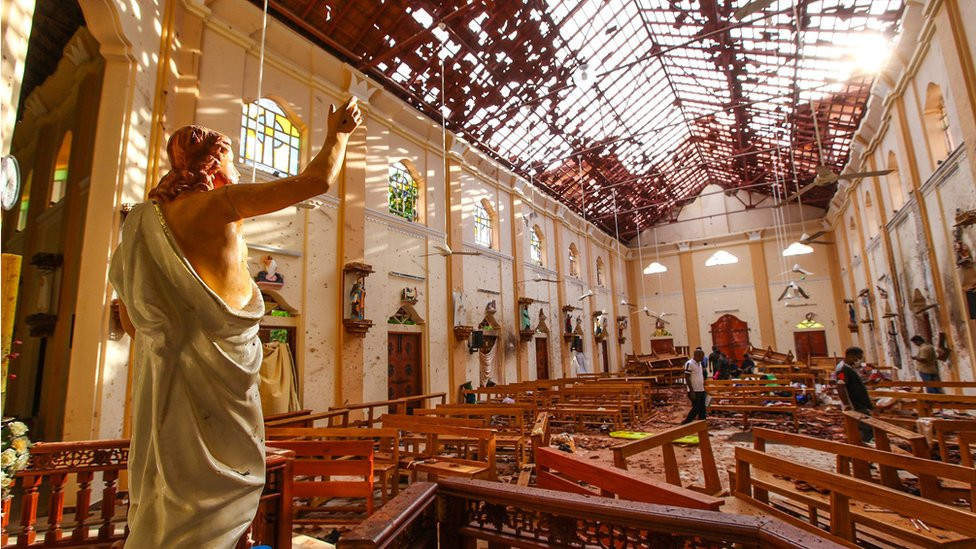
[1,155,21,211]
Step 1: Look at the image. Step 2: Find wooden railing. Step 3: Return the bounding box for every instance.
[1,441,293,548]
[337,478,839,548]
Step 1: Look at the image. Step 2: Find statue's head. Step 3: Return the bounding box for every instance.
[149,125,236,201]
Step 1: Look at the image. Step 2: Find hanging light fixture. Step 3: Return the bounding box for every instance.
[643,262,667,274]
[645,226,668,274]
[705,250,739,266]
[782,241,814,257]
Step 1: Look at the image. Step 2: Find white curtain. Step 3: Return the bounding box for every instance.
[479,343,496,386]
[260,341,300,415]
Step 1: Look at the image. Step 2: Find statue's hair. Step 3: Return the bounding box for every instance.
[149,125,232,201]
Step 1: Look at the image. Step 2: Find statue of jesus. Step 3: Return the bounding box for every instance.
[110,98,362,548]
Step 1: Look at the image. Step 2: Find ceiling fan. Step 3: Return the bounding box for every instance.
[786,99,893,204]
[798,231,832,245]
[577,290,595,301]
[777,281,810,301]
[421,244,482,258]
[779,264,814,278]
[519,276,560,284]
[733,0,777,20]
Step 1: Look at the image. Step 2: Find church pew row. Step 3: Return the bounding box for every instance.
[267,440,376,526]
[734,427,976,548]
[870,390,976,417]
[535,446,724,511]
[704,382,801,431]
[379,414,497,482]
[612,420,724,497]
[266,426,402,504]
[1,440,293,548]
[337,478,835,549]
[414,404,533,467]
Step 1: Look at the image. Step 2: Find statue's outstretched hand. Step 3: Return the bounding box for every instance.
[329,96,363,136]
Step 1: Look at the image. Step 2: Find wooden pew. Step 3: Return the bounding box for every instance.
[611,420,722,496]
[747,344,794,365]
[517,412,550,487]
[712,375,818,405]
[380,414,497,482]
[337,478,835,549]
[266,426,401,503]
[329,393,447,428]
[535,447,724,511]
[268,440,375,526]
[870,390,976,417]
[265,407,350,429]
[705,382,801,431]
[876,380,976,393]
[959,431,976,467]
[735,429,976,547]
[263,408,312,423]
[928,418,976,462]
[415,404,533,467]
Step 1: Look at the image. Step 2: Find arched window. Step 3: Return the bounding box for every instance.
[886,151,904,211]
[596,257,605,287]
[50,132,71,205]
[388,161,420,221]
[864,190,879,238]
[923,83,954,164]
[474,199,493,247]
[529,226,544,266]
[568,243,580,278]
[16,172,32,231]
[240,97,302,176]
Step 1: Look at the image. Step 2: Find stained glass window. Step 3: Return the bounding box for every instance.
[240,98,301,176]
[529,227,543,266]
[474,201,492,247]
[389,162,419,221]
[49,132,71,205]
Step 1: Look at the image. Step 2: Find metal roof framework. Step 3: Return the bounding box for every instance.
[258,0,905,241]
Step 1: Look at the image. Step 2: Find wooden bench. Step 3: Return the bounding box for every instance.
[380,414,497,482]
[329,393,447,428]
[747,344,794,365]
[612,420,722,496]
[712,375,818,405]
[516,412,550,487]
[870,390,976,417]
[734,428,976,547]
[266,426,401,504]
[265,407,350,429]
[268,440,375,526]
[705,383,800,431]
[535,446,724,511]
[415,404,533,467]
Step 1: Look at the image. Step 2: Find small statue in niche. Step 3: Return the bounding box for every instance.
[617,316,628,339]
[350,275,366,320]
[537,308,549,333]
[520,304,531,330]
[485,300,497,315]
[255,255,284,287]
[564,312,573,334]
[574,316,583,335]
[402,287,419,305]
[954,225,973,266]
[654,318,672,336]
[847,301,857,326]
[594,313,608,339]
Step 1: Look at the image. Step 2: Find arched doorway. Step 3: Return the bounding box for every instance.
[710,314,750,362]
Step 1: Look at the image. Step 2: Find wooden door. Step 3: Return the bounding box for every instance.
[535,338,549,380]
[600,340,610,373]
[794,331,828,364]
[710,314,750,362]
[388,333,422,407]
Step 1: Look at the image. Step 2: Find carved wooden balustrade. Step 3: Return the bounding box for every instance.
[338,478,841,549]
[1,440,293,549]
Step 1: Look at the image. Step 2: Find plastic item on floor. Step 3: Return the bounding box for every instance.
[609,430,652,440]
[672,435,700,445]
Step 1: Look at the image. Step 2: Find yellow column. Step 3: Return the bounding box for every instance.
[626,257,643,354]
[848,194,884,364]
[446,155,467,392]
[335,106,368,407]
[748,235,775,347]
[1,254,22,414]
[826,230,853,351]
[510,187,529,382]
[678,246,702,348]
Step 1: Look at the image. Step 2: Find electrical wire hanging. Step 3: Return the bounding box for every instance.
[250,0,270,182]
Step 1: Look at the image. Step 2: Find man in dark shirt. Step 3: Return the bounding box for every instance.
[835,346,874,443]
[708,346,722,377]
[740,353,755,375]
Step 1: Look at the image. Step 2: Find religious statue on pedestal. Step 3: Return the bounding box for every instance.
[564,312,573,334]
[520,304,531,330]
[350,276,366,320]
[255,254,284,288]
[109,97,362,547]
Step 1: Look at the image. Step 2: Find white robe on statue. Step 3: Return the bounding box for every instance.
[110,201,266,549]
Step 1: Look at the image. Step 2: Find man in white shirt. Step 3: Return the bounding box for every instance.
[682,348,707,424]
